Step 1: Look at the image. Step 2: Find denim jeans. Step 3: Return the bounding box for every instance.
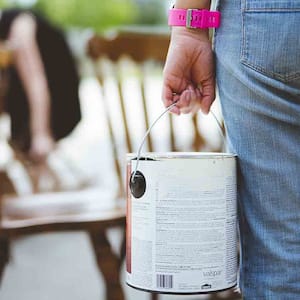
[215,0,300,299]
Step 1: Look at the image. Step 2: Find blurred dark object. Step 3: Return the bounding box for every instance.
[0,8,81,152]
[0,41,13,113]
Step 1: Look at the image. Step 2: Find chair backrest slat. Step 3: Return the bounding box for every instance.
[168,114,177,152]
[116,76,133,154]
[139,69,153,152]
[96,74,125,198]
[192,115,205,151]
[87,29,214,196]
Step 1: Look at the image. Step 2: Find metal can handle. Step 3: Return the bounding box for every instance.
[131,102,225,184]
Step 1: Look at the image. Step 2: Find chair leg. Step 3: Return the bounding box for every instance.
[151,293,159,300]
[119,228,126,271]
[0,171,16,195]
[0,234,9,285]
[89,230,125,300]
[209,290,242,300]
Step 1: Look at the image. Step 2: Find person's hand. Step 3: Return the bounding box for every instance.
[162,27,215,115]
[29,134,55,163]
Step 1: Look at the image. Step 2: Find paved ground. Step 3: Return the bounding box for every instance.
[0,230,149,300]
[1,231,213,300]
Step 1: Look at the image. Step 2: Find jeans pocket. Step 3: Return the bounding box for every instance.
[241,0,300,82]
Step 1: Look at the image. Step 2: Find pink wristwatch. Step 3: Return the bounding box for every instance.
[168,8,221,29]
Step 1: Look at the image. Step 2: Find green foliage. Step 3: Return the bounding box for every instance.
[0,0,167,31]
[0,0,13,8]
[134,0,167,25]
[33,0,138,32]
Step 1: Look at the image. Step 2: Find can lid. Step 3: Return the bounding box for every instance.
[127,152,237,160]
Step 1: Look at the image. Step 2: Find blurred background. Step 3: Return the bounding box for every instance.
[0,0,172,30]
[0,0,175,191]
[0,0,173,79]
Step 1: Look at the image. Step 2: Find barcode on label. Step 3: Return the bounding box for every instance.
[156,274,173,289]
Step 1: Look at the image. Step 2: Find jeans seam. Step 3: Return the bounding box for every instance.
[241,1,246,70]
[244,0,300,11]
[240,60,300,82]
[245,8,300,12]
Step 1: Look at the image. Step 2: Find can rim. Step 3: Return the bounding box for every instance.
[127,152,237,160]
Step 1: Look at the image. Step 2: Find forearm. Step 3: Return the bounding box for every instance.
[9,14,52,137]
[16,46,52,137]
[174,0,211,9]
[163,0,216,115]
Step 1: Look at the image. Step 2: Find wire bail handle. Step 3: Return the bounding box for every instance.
[130,101,225,184]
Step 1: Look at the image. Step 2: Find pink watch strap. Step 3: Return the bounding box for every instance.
[168,9,221,29]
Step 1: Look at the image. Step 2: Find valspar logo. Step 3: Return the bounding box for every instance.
[203,270,222,277]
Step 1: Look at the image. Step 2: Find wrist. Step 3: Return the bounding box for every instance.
[168,7,220,33]
[174,0,211,10]
[171,26,210,43]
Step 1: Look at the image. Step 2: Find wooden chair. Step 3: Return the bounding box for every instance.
[0,45,126,299]
[87,29,239,300]
[87,29,208,156]
[0,183,126,297]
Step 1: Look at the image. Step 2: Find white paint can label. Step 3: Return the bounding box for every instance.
[126,153,237,294]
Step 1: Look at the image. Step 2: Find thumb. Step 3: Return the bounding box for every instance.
[162,84,180,115]
[199,78,216,115]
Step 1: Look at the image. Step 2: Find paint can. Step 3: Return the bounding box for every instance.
[126,152,237,294]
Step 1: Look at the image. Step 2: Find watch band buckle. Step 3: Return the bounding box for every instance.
[186,9,194,28]
[186,9,211,29]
